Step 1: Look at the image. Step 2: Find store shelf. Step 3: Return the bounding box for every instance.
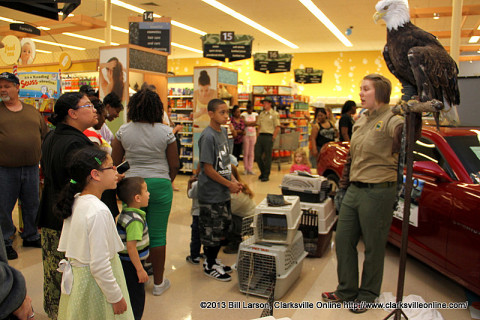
[172,108,193,111]
[181,143,193,147]
[179,168,193,172]
[180,155,193,159]
[168,95,193,98]
[178,132,193,135]
[174,120,193,123]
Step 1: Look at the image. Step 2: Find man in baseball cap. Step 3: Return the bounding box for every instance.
[0,72,20,85]
[0,70,47,260]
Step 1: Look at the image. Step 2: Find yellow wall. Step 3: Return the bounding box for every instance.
[169,51,402,104]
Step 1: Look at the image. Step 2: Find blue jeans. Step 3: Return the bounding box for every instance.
[0,165,40,245]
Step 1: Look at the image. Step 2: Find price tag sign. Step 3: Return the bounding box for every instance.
[143,11,153,22]
[305,67,313,73]
[220,31,235,42]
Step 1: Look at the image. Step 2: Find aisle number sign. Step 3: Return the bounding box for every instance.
[202,33,253,62]
[294,68,323,84]
[18,72,61,99]
[254,52,292,73]
[0,35,21,65]
[129,17,171,53]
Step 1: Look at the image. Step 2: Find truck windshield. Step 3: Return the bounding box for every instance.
[445,135,480,184]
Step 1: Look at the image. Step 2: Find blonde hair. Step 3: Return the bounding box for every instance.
[231,165,254,198]
[293,148,309,165]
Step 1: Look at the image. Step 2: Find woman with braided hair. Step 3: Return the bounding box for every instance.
[112,88,180,296]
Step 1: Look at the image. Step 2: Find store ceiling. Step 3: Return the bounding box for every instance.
[1,0,480,60]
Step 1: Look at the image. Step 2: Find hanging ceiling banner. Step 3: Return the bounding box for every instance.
[253,52,292,73]
[294,68,323,84]
[129,17,171,54]
[201,34,253,62]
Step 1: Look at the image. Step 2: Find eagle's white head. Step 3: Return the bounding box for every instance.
[374,0,410,31]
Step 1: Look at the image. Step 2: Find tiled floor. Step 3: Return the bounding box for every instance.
[9,162,473,319]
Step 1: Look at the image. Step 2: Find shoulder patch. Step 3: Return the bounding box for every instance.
[375,120,384,131]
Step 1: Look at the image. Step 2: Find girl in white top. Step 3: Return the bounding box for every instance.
[55,146,133,320]
[240,103,258,174]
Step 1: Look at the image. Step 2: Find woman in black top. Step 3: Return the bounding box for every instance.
[310,107,338,161]
[38,92,98,319]
[338,100,357,142]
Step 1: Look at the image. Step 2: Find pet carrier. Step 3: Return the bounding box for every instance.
[298,198,336,257]
[280,173,330,203]
[237,231,307,299]
[253,196,301,245]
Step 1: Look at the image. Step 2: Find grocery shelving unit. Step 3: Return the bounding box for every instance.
[168,75,194,173]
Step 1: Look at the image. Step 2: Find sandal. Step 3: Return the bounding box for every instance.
[321,291,342,302]
[349,299,368,314]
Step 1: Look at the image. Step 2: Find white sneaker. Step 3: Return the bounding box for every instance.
[153,278,170,296]
[215,259,232,273]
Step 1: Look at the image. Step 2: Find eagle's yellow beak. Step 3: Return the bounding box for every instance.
[373,11,386,23]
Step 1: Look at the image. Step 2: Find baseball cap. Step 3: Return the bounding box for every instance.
[0,72,19,85]
[261,96,274,104]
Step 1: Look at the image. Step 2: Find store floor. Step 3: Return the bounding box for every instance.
[9,162,472,320]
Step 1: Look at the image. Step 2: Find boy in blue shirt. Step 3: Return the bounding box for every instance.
[116,177,150,320]
[198,99,242,281]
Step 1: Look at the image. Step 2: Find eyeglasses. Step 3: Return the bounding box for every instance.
[98,165,117,171]
[76,103,94,109]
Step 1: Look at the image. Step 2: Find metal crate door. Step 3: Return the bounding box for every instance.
[237,250,276,298]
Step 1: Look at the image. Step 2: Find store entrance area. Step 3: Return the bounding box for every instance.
[8,162,471,320]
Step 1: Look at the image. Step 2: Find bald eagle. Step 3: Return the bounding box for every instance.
[374,0,460,125]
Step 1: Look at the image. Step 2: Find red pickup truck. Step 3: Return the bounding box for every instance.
[317,126,480,296]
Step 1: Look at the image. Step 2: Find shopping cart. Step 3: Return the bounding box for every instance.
[273,130,300,170]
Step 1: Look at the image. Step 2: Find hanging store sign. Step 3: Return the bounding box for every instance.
[10,23,41,36]
[253,52,292,73]
[294,68,323,84]
[201,33,253,62]
[129,17,171,53]
[18,72,61,99]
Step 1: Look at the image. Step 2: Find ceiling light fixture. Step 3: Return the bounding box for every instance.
[171,42,203,54]
[111,0,206,35]
[201,0,298,49]
[469,36,480,44]
[297,0,352,47]
[433,13,440,20]
[62,32,119,45]
[36,49,52,54]
[31,38,86,51]
[0,16,22,23]
[112,25,129,33]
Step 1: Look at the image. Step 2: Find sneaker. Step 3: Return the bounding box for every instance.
[322,291,342,302]
[23,238,41,248]
[349,299,368,314]
[186,255,201,265]
[6,246,18,260]
[204,264,231,282]
[153,278,170,296]
[214,259,232,274]
[247,171,255,175]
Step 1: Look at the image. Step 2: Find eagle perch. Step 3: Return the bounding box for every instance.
[374,0,460,125]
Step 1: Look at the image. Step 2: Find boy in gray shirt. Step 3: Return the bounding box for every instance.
[198,99,242,281]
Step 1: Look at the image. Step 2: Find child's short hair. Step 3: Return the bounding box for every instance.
[117,177,145,205]
[294,148,309,165]
[207,98,226,112]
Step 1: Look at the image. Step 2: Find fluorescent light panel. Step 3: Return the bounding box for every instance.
[112,25,129,33]
[0,16,22,23]
[36,49,52,53]
[469,36,480,44]
[202,0,298,49]
[171,42,203,53]
[62,32,119,45]
[297,0,352,47]
[112,0,206,35]
[31,38,86,51]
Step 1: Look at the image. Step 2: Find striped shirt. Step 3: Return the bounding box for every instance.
[116,207,149,261]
